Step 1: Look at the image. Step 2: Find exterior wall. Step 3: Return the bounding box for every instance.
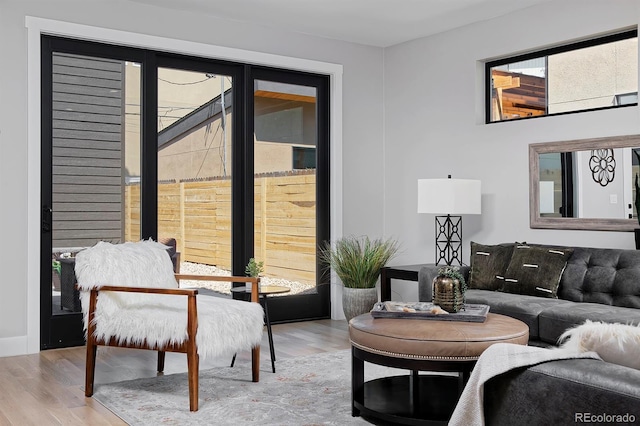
[124,62,141,178]
[51,53,125,249]
[158,113,233,181]
[124,65,229,178]
[548,37,638,113]
[157,114,294,180]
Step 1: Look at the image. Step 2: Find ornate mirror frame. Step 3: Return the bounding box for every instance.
[530,134,640,231]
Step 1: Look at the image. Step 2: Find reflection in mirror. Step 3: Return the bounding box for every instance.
[530,135,640,231]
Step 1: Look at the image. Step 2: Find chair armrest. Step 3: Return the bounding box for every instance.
[84,285,199,351]
[94,285,198,296]
[175,274,261,303]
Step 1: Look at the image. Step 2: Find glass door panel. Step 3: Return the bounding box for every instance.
[44,50,141,348]
[253,80,318,297]
[124,61,142,241]
[157,68,233,287]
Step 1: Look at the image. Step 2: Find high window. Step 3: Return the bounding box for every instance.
[487,29,638,123]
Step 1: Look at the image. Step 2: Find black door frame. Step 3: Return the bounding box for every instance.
[247,66,331,322]
[40,36,149,349]
[40,36,330,349]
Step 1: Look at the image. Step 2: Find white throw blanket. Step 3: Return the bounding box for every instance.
[449,343,600,426]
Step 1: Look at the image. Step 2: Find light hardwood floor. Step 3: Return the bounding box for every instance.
[0,319,351,426]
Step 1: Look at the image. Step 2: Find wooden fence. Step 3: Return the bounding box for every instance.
[125,172,316,285]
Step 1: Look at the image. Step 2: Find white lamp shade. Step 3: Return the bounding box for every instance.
[417,178,482,215]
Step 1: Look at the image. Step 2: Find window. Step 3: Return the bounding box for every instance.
[292,147,316,169]
[615,92,638,106]
[487,29,638,123]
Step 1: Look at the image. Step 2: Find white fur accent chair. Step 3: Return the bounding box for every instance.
[75,240,265,411]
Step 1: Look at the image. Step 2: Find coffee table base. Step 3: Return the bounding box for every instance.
[352,346,474,425]
[355,375,461,425]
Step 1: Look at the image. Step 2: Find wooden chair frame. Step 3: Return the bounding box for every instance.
[84,275,261,412]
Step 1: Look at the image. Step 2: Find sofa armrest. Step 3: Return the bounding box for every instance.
[484,358,640,425]
[418,265,470,302]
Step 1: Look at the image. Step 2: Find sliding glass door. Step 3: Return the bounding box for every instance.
[250,69,330,321]
[41,39,145,348]
[41,37,330,349]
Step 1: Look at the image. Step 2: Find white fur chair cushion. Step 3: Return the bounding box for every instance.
[559,320,640,370]
[75,240,264,359]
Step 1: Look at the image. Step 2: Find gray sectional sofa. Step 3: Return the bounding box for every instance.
[418,243,640,424]
[418,243,640,345]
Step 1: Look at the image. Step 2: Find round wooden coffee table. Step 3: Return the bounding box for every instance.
[349,313,529,425]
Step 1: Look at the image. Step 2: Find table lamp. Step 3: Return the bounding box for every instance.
[417,176,481,265]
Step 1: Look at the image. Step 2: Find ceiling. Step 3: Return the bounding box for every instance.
[127,0,557,47]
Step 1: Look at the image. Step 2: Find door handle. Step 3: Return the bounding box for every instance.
[42,205,52,233]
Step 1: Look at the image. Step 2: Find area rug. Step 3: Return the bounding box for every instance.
[92,350,402,425]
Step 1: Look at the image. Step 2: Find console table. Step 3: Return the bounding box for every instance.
[380,264,433,301]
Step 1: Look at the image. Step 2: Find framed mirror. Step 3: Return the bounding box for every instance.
[530,134,640,231]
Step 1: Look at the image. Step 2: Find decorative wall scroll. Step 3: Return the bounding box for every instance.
[589,148,616,187]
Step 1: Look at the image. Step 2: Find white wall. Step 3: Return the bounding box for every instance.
[0,0,384,355]
[384,0,640,301]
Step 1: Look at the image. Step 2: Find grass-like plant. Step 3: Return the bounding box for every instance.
[319,235,399,288]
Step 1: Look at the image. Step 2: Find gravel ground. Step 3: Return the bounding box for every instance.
[178,261,315,296]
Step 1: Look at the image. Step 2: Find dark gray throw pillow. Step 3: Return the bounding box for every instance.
[468,242,515,291]
[501,245,574,298]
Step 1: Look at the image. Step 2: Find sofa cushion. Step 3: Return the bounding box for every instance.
[502,245,573,298]
[465,289,573,340]
[538,302,640,344]
[468,242,515,291]
[558,247,640,308]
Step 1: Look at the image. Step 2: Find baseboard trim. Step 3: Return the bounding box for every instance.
[0,336,29,357]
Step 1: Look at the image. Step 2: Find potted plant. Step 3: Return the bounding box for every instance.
[51,258,62,291]
[245,257,264,278]
[432,265,467,313]
[245,257,264,291]
[319,235,399,322]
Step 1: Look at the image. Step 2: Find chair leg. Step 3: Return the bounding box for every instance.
[157,351,166,373]
[230,353,236,367]
[85,341,97,397]
[187,348,199,411]
[251,345,260,382]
